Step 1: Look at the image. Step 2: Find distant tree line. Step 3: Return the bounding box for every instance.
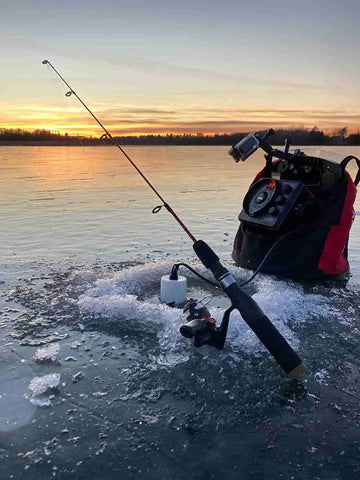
[1,127,360,145]
[0,128,65,141]
[0,128,96,145]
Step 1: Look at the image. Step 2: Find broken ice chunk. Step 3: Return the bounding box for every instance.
[26,373,61,407]
[71,341,82,350]
[72,372,84,383]
[32,343,60,364]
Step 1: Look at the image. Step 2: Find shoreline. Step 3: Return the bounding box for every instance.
[1,141,358,147]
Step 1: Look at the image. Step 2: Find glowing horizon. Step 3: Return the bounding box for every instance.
[2,101,359,137]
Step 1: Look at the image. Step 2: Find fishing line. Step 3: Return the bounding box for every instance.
[42,62,308,378]
[42,59,197,243]
[43,59,276,287]
[45,63,87,151]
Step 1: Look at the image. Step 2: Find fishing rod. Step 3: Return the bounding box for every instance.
[42,59,196,243]
[43,60,307,379]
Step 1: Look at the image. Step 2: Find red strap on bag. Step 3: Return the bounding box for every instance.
[318,156,359,275]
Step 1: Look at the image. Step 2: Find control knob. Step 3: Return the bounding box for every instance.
[283,184,293,194]
[275,195,286,205]
[268,206,279,216]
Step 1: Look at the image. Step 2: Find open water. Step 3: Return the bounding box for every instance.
[1,145,360,480]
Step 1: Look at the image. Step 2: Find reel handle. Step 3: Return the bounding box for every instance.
[193,240,307,379]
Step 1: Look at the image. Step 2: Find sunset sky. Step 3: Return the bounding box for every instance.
[1,0,359,136]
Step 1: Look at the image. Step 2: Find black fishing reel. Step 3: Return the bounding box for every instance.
[179,296,232,349]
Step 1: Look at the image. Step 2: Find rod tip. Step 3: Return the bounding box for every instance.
[42,59,49,64]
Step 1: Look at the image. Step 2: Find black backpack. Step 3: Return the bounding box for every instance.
[232,155,360,281]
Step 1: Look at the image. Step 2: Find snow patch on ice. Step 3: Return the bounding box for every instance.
[314,369,330,385]
[77,261,335,368]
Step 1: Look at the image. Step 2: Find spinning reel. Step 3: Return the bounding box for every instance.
[180,296,233,349]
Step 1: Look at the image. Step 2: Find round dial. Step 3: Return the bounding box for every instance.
[243,179,278,216]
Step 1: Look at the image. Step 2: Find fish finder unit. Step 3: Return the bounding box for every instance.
[230,129,359,280]
[239,178,304,230]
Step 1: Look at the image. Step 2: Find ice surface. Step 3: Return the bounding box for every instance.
[315,149,347,162]
[26,373,61,407]
[81,260,175,298]
[77,261,336,368]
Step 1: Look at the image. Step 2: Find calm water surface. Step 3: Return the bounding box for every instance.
[1,145,360,480]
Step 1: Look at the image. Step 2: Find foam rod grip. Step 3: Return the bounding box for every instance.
[193,240,306,378]
[225,283,306,379]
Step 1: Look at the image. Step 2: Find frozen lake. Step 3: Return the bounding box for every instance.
[1,145,360,479]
